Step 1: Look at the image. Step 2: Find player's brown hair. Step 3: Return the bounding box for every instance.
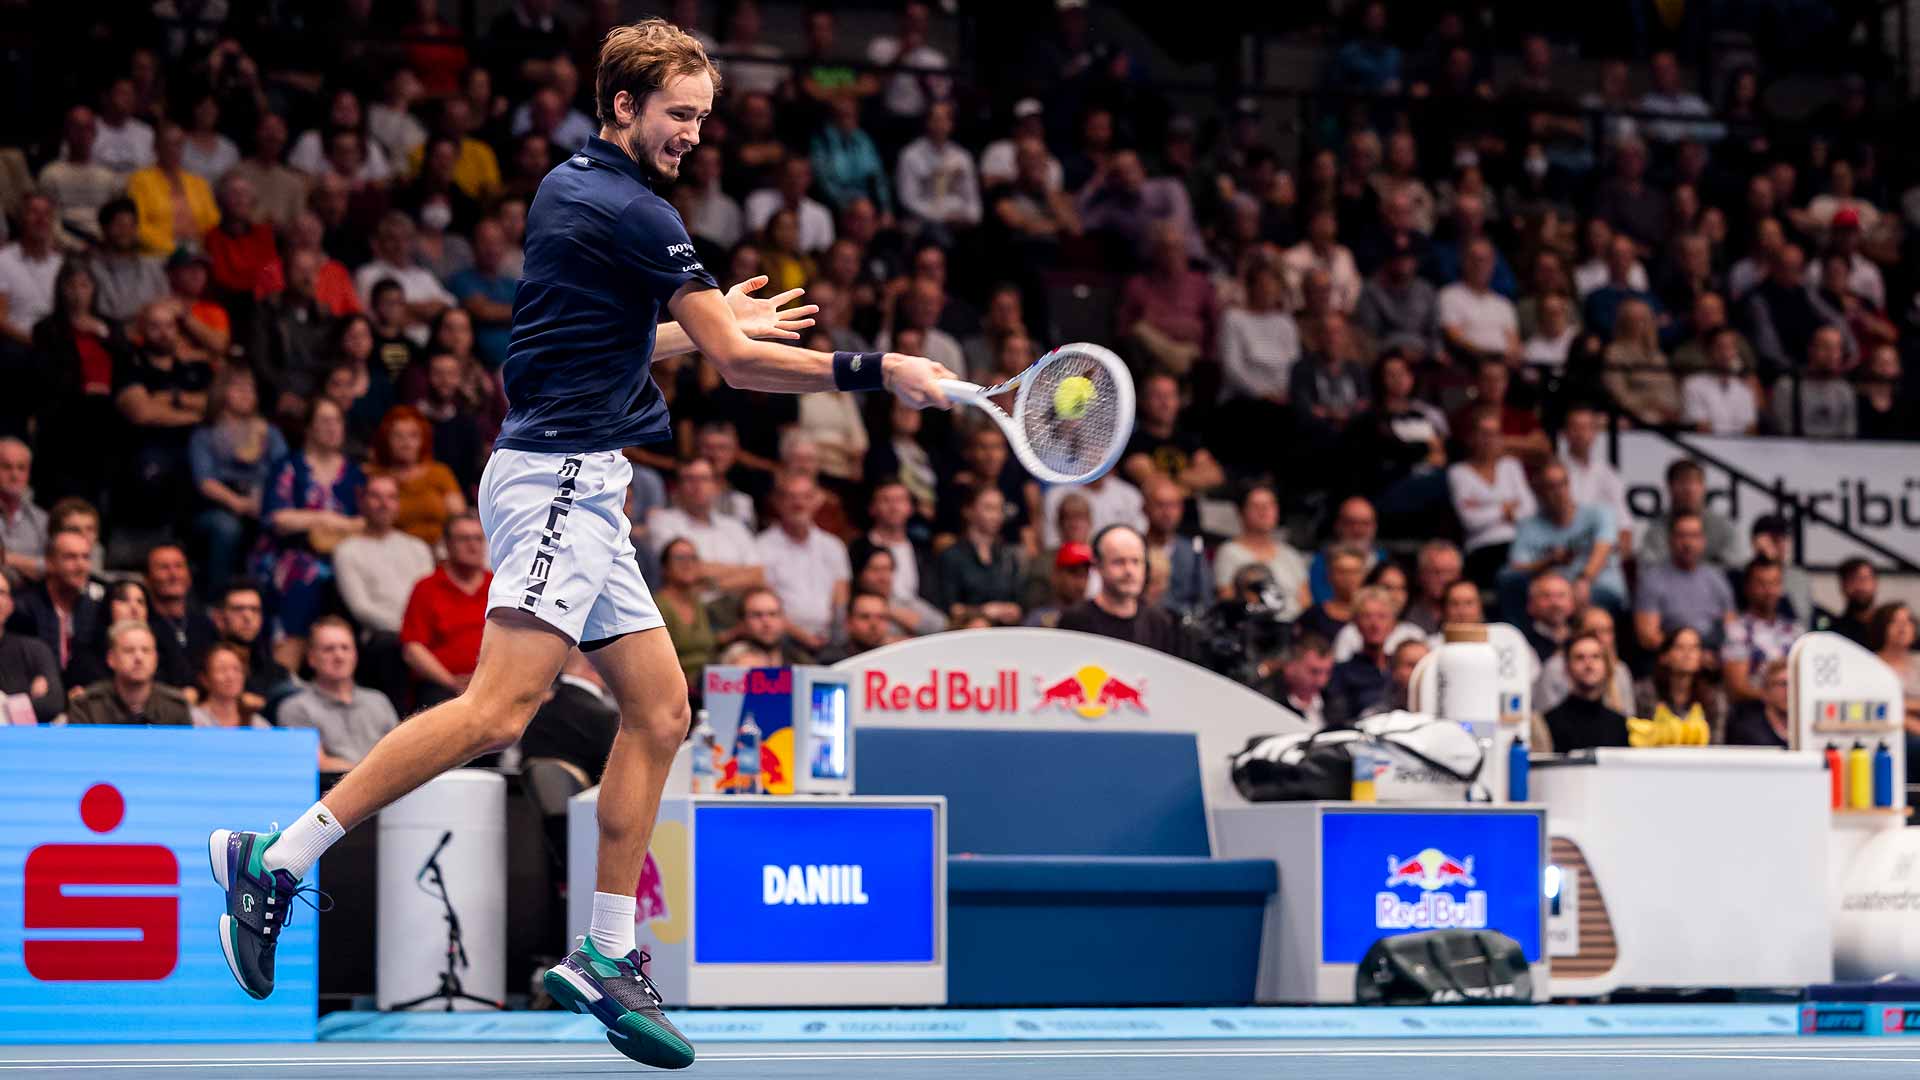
[595,18,722,128]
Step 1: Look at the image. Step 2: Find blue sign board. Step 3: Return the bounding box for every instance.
[1320,810,1542,964]
[693,804,938,964]
[0,727,319,1042]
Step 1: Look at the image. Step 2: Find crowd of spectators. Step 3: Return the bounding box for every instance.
[0,2,1914,768]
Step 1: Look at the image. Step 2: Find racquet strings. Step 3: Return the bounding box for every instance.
[1022,345,1126,481]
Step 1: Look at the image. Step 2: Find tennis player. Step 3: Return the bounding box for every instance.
[207,19,952,1068]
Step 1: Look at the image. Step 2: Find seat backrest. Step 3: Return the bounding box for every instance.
[521,757,590,818]
[855,728,1210,856]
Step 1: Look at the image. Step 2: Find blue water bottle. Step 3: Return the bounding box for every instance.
[1874,740,1895,808]
[735,713,763,795]
[1507,735,1530,802]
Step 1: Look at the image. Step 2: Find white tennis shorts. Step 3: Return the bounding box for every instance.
[478,448,663,646]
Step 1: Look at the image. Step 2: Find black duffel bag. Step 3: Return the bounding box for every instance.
[1355,929,1532,1005]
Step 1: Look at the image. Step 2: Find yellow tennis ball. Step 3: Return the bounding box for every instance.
[1053,375,1095,419]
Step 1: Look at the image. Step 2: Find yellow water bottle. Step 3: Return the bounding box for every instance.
[1351,746,1378,803]
[1849,740,1873,809]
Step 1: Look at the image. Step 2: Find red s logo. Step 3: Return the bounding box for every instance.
[23,784,179,982]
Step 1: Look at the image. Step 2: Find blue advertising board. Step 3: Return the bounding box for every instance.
[0,727,319,1043]
[692,804,938,965]
[1320,810,1542,964]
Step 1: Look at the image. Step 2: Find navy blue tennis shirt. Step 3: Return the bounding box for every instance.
[495,135,718,454]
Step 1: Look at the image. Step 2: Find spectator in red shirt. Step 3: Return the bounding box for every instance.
[400,2,471,97]
[204,174,278,301]
[400,511,490,709]
[253,210,363,317]
[1447,356,1549,462]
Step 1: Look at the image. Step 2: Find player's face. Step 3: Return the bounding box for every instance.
[632,71,712,182]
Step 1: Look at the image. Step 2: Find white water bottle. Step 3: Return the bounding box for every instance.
[689,709,717,794]
[735,712,763,795]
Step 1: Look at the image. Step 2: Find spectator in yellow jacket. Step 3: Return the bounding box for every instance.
[127,122,219,256]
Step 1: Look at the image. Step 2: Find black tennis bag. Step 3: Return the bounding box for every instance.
[1230,714,1485,803]
[1355,929,1533,1005]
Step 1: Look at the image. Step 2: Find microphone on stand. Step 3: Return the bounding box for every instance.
[417,829,455,885]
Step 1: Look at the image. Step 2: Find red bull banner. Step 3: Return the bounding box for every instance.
[862,665,1149,719]
[836,628,1310,810]
[703,667,798,794]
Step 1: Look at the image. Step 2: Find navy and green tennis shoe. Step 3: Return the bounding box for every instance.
[207,828,326,1000]
[545,938,695,1069]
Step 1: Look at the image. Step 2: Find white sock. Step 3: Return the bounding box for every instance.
[261,802,346,881]
[589,891,638,959]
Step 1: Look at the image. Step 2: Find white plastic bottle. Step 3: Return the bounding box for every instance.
[735,712,763,795]
[689,709,718,794]
[1437,623,1501,801]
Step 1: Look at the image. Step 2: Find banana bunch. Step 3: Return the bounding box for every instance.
[1626,703,1711,747]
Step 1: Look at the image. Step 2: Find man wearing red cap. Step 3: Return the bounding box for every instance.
[1809,205,1886,312]
[1023,542,1094,629]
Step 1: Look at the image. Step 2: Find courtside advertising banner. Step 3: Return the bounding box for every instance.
[1320,810,1544,965]
[838,628,1311,809]
[0,727,319,1042]
[1616,431,1920,568]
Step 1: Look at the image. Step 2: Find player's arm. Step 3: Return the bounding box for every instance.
[654,276,819,359]
[667,283,953,407]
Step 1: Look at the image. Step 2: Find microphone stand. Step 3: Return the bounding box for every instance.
[391,830,504,1011]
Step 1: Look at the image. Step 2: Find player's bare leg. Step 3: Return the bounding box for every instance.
[585,626,693,894]
[206,610,569,1002]
[543,625,696,1068]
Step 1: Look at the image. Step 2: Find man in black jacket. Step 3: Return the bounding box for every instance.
[520,652,620,785]
[7,529,105,687]
[145,543,218,689]
[0,572,63,722]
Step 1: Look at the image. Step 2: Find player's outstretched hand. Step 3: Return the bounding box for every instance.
[882,353,954,410]
[726,275,819,341]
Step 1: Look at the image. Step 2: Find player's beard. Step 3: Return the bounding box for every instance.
[639,149,677,185]
[611,124,681,186]
[639,136,685,186]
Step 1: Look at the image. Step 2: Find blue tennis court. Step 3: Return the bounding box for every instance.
[5,1037,1920,1079]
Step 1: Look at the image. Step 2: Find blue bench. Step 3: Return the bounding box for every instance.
[856,728,1278,1006]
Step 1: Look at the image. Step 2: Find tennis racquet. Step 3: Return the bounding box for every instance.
[937,342,1136,486]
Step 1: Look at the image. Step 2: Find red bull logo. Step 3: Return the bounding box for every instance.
[719,742,788,792]
[1384,847,1476,891]
[863,669,1020,713]
[1376,846,1488,932]
[1032,666,1147,720]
